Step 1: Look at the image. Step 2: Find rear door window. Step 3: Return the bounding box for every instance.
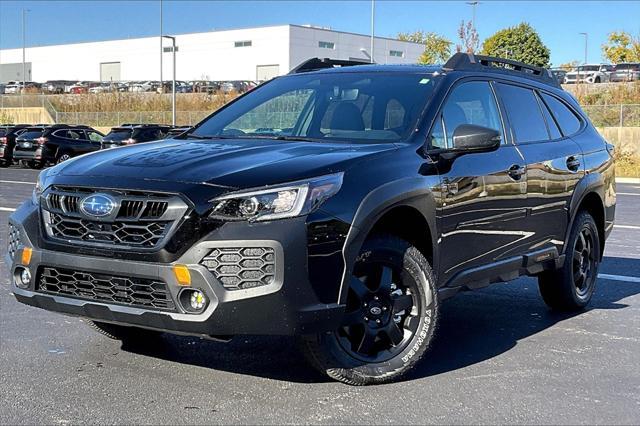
[496,83,549,143]
[539,93,582,137]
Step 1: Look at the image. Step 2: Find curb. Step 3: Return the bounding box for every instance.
[616,177,640,184]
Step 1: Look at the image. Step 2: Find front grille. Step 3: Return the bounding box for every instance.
[42,186,188,250]
[49,213,170,247]
[37,266,175,311]
[201,247,276,290]
[8,223,21,260]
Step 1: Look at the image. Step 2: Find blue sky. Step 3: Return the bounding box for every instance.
[1,1,639,66]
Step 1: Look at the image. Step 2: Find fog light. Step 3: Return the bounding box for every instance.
[14,267,31,289]
[178,288,208,313]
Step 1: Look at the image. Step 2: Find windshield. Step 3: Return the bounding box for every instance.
[578,66,599,72]
[103,130,133,141]
[191,72,438,143]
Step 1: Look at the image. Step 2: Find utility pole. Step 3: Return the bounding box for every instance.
[162,36,176,126]
[160,0,163,92]
[370,0,375,63]
[579,32,588,64]
[22,8,30,107]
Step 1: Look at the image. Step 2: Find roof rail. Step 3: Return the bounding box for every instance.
[289,57,373,74]
[443,52,559,87]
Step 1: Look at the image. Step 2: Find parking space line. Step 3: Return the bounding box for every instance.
[0,180,35,185]
[0,207,17,212]
[614,225,640,230]
[617,192,640,196]
[598,273,640,283]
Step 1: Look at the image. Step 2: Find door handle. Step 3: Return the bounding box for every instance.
[566,156,581,171]
[508,164,526,180]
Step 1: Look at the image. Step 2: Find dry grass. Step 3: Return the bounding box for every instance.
[0,111,15,124]
[571,81,640,105]
[615,152,640,178]
[49,92,240,113]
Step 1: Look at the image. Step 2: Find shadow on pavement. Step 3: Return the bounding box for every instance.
[121,256,640,384]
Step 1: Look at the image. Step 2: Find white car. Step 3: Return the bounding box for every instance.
[564,64,613,84]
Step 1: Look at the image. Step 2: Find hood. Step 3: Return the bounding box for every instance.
[52,138,396,190]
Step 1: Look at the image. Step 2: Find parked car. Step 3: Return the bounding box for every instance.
[563,64,613,84]
[550,69,567,85]
[164,126,193,138]
[44,80,76,94]
[6,54,615,385]
[0,124,31,167]
[101,124,171,149]
[609,63,640,82]
[13,124,103,168]
[4,81,23,94]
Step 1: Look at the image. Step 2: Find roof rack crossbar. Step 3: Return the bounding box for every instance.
[289,57,373,74]
[443,52,559,87]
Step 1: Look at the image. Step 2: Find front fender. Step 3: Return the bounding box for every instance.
[337,176,440,304]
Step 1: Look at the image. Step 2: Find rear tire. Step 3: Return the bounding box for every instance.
[88,320,162,342]
[56,153,71,164]
[300,235,438,385]
[538,211,600,311]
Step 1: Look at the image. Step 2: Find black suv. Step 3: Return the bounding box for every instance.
[0,124,30,167]
[6,54,616,385]
[13,124,104,168]
[101,124,171,149]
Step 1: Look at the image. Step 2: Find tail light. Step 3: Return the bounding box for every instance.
[36,137,48,145]
[122,138,137,145]
[0,137,7,145]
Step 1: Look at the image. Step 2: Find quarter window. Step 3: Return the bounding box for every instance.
[540,93,582,136]
[496,83,549,143]
[441,81,503,148]
[430,115,446,149]
[536,93,562,140]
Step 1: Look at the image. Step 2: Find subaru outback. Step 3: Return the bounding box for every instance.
[5,54,616,385]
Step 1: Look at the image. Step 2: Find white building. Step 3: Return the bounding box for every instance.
[0,24,425,83]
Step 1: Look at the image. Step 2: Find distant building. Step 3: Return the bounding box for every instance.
[0,24,425,83]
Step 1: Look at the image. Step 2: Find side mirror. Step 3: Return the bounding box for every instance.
[452,124,501,152]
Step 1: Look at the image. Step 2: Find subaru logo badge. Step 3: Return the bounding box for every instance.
[80,194,116,217]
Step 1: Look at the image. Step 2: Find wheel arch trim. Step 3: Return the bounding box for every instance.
[337,177,439,304]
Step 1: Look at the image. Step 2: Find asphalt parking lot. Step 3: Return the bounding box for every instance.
[1,166,639,425]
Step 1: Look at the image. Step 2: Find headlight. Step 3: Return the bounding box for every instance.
[32,170,47,205]
[209,173,343,222]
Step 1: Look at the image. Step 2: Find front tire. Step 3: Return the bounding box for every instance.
[300,235,438,385]
[56,153,71,164]
[538,211,600,311]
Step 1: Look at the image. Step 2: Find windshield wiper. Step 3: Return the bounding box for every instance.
[274,135,319,142]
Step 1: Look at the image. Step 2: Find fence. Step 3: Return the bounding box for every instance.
[54,111,211,127]
[581,104,640,127]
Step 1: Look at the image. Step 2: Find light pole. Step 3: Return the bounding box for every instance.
[579,32,588,64]
[159,0,163,92]
[466,1,479,30]
[162,35,176,126]
[22,8,30,107]
[370,0,375,63]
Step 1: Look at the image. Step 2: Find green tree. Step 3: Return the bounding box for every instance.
[398,31,453,64]
[602,31,640,63]
[481,22,551,67]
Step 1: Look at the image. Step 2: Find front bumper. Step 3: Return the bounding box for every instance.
[6,201,345,337]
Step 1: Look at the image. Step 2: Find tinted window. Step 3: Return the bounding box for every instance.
[103,130,133,141]
[497,83,549,143]
[67,130,83,140]
[442,81,503,148]
[536,93,562,139]
[87,131,103,142]
[540,93,582,136]
[0,129,7,137]
[429,115,446,149]
[17,130,45,140]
